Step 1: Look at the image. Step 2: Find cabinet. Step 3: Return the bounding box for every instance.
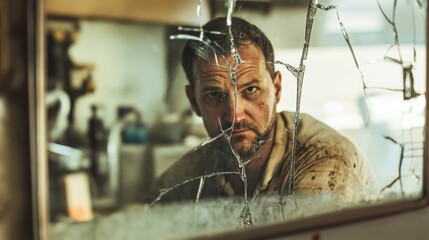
[46,0,211,26]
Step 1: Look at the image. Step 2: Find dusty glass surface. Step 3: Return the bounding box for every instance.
[46,0,427,239]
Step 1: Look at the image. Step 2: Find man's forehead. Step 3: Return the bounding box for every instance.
[193,44,266,73]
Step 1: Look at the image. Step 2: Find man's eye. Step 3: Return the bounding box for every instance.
[206,92,226,103]
[245,86,258,94]
[207,92,221,99]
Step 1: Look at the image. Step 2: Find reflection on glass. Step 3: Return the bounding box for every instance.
[47,0,426,239]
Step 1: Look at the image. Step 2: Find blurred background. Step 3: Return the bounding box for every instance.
[42,0,426,235]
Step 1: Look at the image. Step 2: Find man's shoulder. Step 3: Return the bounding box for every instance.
[278,111,364,164]
[277,112,375,199]
[162,143,215,176]
[279,111,353,144]
[153,142,220,187]
[279,111,339,134]
[149,143,219,202]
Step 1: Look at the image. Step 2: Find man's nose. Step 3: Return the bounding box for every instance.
[224,94,245,124]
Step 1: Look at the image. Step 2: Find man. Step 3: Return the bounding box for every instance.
[150,17,373,203]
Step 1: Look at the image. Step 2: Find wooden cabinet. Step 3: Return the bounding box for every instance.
[46,0,211,26]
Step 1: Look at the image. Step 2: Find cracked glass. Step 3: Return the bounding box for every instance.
[46,0,427,239]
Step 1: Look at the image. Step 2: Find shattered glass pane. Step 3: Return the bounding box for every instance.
[47,0,427,239]
[158,0,425,221]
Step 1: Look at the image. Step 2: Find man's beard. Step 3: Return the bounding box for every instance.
[216,111,277,158]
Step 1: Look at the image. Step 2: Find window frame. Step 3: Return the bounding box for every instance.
[31,2,428,240]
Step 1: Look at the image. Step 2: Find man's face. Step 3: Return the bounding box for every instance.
[186,43,282,157]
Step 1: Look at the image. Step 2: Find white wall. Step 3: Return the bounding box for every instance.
[69,20,167,133]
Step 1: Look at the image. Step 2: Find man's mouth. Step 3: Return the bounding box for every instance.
[232,128,253,135]
[220,122,258,136]
[231,128,251,135]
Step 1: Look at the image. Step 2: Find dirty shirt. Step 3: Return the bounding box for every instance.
[150,111,374,203]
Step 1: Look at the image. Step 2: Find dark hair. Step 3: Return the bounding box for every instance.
[181,17,275,86]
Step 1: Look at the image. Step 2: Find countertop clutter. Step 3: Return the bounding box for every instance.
[47,96,208,222]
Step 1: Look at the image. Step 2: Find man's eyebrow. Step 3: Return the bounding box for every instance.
[200,80,224,91]
[199,77,224,85]
[201,85,223,92]
[237,79,261,89]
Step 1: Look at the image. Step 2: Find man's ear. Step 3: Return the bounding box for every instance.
[273,71,282,103]
[185,85,201,116]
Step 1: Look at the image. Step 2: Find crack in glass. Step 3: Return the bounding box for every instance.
[379,136,424,197]
[156,0,256,227]
[45,0,427,239]
[377,0,420,97]
[375,0,424,195]
[151,0,426,229]
[148,171,241,207]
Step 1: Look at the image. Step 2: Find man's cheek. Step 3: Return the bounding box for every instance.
[253,100,270,117]
[203,118,222,136]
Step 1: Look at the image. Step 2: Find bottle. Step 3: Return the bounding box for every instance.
[121,111,148,144]
[87,104,107,195]
[88,105,105,152]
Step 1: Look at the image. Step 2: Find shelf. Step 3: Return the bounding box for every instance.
[46,0,211,26]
